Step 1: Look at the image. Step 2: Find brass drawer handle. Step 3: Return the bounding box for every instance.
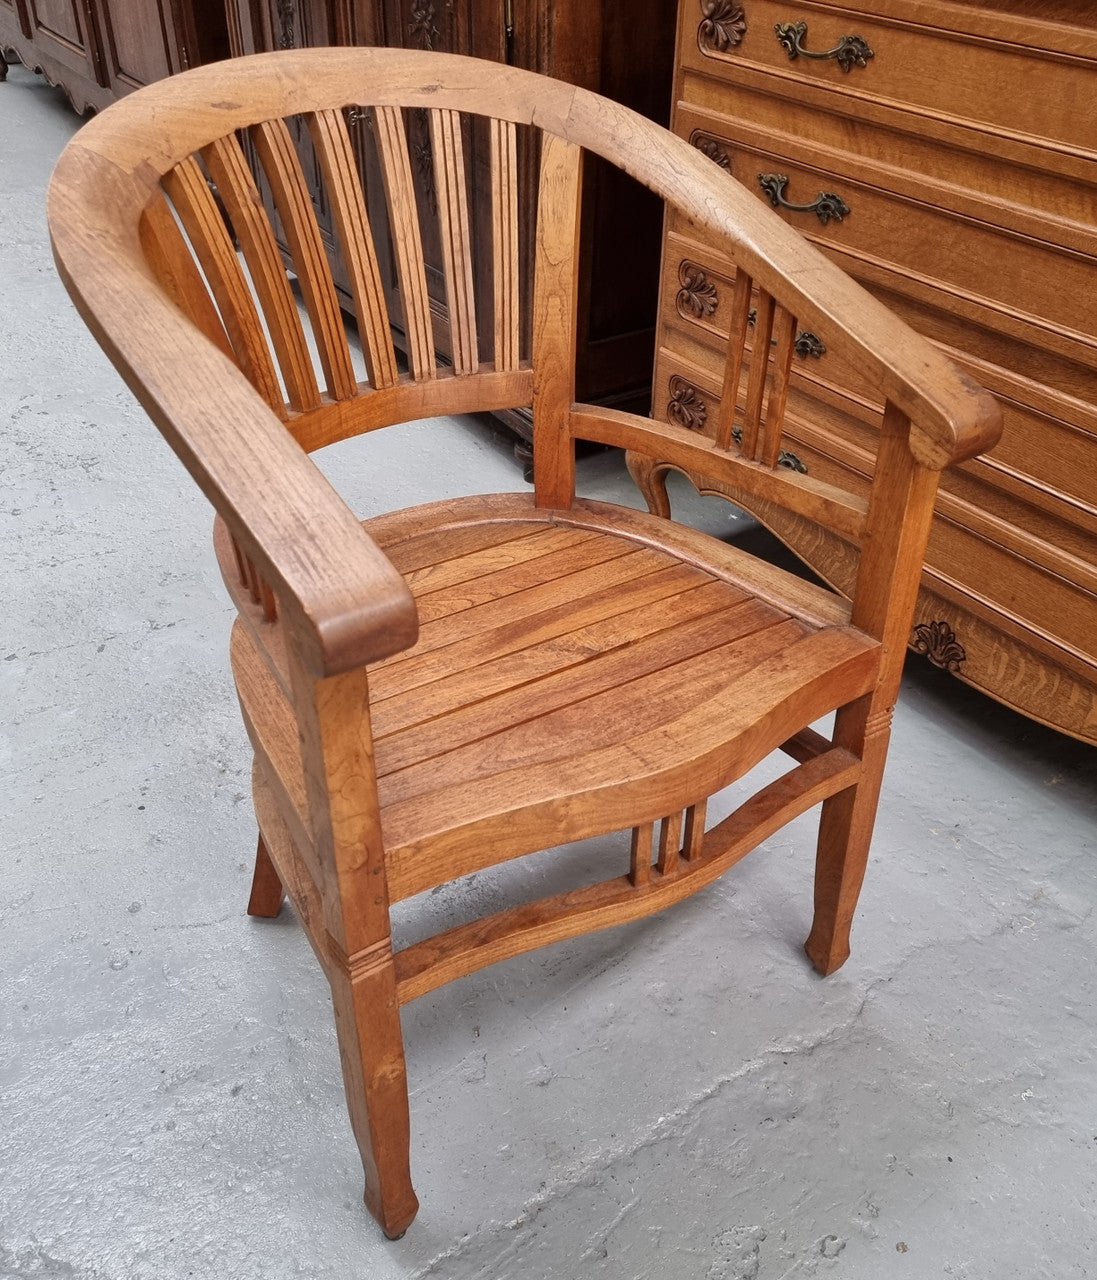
[775,20,874,72]
[758,173,850,225]
[731,423,808,472]
[748,306,826,358]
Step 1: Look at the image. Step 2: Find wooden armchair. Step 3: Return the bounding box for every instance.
[48,48,1001,1237]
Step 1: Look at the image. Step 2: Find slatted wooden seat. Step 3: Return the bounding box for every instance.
[48,47,1001,1237]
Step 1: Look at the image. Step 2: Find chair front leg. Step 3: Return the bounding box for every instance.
[329,950,419,1238]
[805,700,892,976]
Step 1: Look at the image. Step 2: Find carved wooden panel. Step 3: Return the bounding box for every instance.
[0,0,228,110]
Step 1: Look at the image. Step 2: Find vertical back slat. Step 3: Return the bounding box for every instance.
[761,306,797,468]
[656,811,683,877]
[490,117,521,373]
[307,109,400,391]
[138,192,234,361]
[251,118,358,401]
[713,267,753,450]
[374,105,436,381]
[429,108,479,376]
[532,132,583,510]
[162,156,285,414]
[683,799,707,862]
[740,289,775,460]
[630,823,654,887]
[201,134,322,413]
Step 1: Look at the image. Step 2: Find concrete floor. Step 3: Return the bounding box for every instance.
[3,60,1096,1280]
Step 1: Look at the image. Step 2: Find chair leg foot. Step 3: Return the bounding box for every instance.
[246,833,285,917]
[804,932,851,977]
[331,961,419,1238]
[805,779,880,977]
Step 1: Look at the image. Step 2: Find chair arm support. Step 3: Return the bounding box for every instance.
[49,157,418,678]
[128,344,418,677]
[538,88,1005,470]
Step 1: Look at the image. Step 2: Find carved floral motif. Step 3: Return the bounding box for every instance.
[677,264,719,319]
[667,377,708,432]
[698,0,747,52]
[693,135,732,170]
[413,141,438,212]
[912,620,967,672]
[276,0,296,49]
[409,3,440,49]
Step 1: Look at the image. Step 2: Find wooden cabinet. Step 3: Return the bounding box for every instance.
[225,0,679,435]
[0,0,228,112]
[653,0,1097,746]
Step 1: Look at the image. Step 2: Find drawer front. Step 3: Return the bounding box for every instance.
[678,105,1097,368]
[679,67,1097,257]
[681,0,1097,155]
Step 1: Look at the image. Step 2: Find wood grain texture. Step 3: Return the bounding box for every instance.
[162,156,285,413]
[138,193,233,360]
[532,132,583,509]
[429,108,479,375]
[201,133,321,412]
[47,46,1003,1236]
[490,117,521,373]
[251,117,358,401]
[307,109,400,391]
[373,104,436,381]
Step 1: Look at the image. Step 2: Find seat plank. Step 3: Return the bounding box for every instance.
[374,596,782,770]
[378,615,808,805]
[413,534,637,623]
[382,519,552,576]
[402,526,599,595]
[368,562,717,699]
[378,547,677,665]
[371,576,742,729]
[382,624,878,900]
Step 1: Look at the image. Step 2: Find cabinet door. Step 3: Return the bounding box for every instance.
[0,0,32,44]
[92,0,186,91]
[19,0,105,91]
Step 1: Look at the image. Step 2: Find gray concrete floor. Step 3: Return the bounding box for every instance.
[3,60,1096,1280]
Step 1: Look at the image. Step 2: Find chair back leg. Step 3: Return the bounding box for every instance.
[246,833,286,918]
[804,695,892,975]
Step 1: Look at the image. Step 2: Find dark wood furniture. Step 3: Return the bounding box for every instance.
[0,0,228,112]
[651,0,1097,746]
[225,0,678,436]
[50,48,999,1236]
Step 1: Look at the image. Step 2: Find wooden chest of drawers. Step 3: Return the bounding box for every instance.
[653,0,1097,744]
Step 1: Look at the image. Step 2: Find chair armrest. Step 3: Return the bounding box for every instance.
[49,153,417,679]
[549,91,1004,470]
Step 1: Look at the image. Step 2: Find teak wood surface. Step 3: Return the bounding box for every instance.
[48,47,1000,1238]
